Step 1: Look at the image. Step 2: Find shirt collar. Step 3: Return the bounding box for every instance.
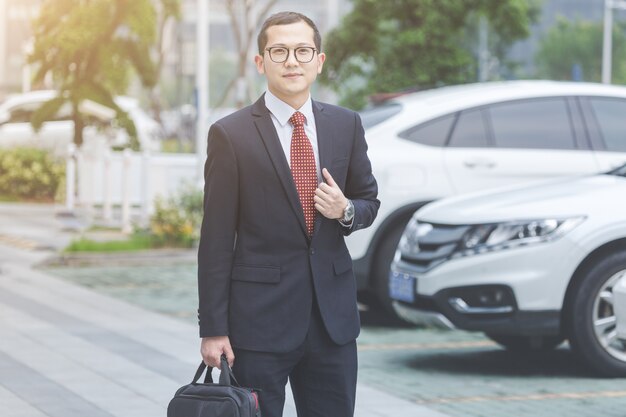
[264,90,314,127]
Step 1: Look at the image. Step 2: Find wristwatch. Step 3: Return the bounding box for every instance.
[340,199,355,223]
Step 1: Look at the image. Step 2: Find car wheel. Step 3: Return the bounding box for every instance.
[372,220,410,318]
[566,251,626,377]
[486,333,565,351]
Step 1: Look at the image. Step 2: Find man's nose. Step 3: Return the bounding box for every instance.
[284,50,299,67]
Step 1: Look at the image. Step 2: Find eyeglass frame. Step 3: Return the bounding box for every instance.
[264,46,318,63]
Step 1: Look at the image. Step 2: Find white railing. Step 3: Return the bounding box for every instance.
[66,142,199,232]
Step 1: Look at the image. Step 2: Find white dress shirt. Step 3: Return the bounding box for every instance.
[264,90,322,183]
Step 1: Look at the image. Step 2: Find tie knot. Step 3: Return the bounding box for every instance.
[289,111,306,127]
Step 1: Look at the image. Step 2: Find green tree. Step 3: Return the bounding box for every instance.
[28,0,162,147]
[321,0,539,109]
[536,17,626,84]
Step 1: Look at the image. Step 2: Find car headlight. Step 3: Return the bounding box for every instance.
[456,217,585,256]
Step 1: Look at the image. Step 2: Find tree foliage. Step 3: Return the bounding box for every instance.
[29,0,169,147]
[321,0,539,109]
[536,17,626,84]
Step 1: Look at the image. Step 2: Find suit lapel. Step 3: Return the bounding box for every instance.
[312,100,335,237]
[252,95,308,237]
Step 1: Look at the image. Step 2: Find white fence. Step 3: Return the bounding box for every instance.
[66,142,200,232]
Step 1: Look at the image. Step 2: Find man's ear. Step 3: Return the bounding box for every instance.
[254,55,265,74]
[317,52,326,74]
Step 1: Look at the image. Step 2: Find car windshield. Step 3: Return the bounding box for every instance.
[359,102,402,129]
[609,163,626,177]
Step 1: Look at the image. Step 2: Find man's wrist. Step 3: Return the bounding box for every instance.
[339,199,354,223]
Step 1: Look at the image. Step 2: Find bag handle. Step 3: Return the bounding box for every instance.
[193,355,240,387]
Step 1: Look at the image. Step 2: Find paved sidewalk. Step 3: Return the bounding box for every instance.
[0,203,450,417]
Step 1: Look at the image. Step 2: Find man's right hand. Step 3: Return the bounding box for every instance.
[201,336,235,369]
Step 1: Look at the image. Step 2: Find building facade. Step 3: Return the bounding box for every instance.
[0,0,42,100]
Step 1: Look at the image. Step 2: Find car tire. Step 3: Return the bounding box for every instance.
[372,220,410,318]
[486,333,565,351]
[566,250,626,377]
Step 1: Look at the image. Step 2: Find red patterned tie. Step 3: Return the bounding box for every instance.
[289,111,317,237]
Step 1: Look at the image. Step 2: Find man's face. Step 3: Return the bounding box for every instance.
[255,21,326,108]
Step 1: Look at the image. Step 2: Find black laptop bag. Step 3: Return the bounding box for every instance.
[167,356,261,417]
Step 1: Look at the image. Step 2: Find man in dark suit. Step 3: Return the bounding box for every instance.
[198,11,379,417]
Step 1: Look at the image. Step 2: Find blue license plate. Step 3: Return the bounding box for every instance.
[389,270,417,303]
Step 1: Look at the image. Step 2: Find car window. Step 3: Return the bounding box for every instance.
[7,102,73,123]
[488,98,576,150]
[8,108,34,123]
[359,102,402,129]
[448,108,489,148]
[399,114,456,147]
[588,98,626,152]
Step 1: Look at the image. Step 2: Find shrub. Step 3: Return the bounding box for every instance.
[0,148,64,201]
[150,183,203,247]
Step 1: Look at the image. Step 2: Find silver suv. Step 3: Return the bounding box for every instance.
[353,81,626,316]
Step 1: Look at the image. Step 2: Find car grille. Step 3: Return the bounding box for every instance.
[400,222,470,273]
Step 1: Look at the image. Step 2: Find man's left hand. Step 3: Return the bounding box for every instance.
[315,168,348,220]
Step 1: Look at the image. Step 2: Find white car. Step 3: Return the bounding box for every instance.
[0,90,162,153]
[615,276,626,340]
[389,164,626,376]
[352,80,626,315]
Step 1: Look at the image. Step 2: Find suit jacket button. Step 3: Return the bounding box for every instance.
[310,248,315,255]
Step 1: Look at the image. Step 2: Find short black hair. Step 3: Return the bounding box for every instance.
[257,11,321,54]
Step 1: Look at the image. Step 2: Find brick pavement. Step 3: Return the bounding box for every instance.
[49,261,626,417]
[7,201,626,417]
[48,262,626,417]
[0,202,450,417]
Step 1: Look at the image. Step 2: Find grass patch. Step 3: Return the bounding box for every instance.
[65,234,155,253]
[0,194,55,203]
[85,224,126,232]
[0,194,19,202]
[161,138,194,153]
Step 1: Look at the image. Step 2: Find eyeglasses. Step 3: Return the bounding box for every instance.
[265,46,317,63]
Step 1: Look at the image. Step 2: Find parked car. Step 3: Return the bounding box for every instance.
[352,80,626,316]
[614,275,626,341]
[0,90,162,153]
[389,164,626,376]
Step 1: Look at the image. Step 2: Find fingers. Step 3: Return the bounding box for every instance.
[314,199,329,217]
[223,343,235,368]
[313,193,336,214]
[201,350,221,368]
[317,182,333,194]
[201,348,221,368]
[322,168,337,187]
[315,181,347,220]
[201,336,235,369]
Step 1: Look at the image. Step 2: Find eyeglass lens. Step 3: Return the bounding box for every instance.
[267,47,316,63]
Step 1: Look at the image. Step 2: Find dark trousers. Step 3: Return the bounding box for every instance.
[232,302,358,417]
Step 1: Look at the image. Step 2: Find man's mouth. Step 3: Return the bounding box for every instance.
[283,73,302,78]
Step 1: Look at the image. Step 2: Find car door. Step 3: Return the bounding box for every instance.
[0,102,73,150]
[394,113,457,199]
[0,104,38,146]
[443,97,599,194]
[580,96,626,171]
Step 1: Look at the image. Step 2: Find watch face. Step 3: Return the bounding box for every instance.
[344,200,355,221]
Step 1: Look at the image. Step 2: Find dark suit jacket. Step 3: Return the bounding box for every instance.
[197,94,379,353]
